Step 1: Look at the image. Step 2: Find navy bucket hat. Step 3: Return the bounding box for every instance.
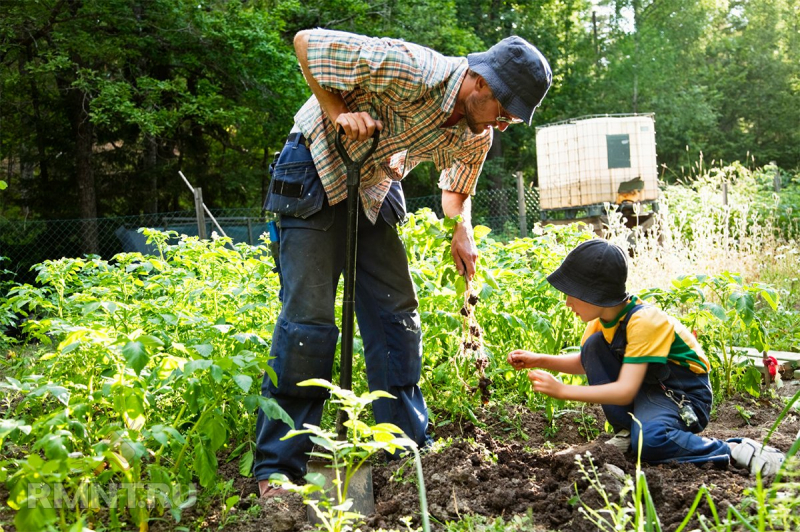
[547,240,630,307]
[467,36,552,126]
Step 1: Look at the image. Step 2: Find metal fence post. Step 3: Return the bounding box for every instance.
[721,181,728,206]
[516,171,527,238]
[193,187,207,239]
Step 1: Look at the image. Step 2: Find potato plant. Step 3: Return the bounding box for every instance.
[1,232,291,530]
[640,272,779,398]
[399,210,594,423]
[0,194,794,530]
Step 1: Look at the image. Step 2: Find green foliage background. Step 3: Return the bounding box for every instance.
[1,0,798,222]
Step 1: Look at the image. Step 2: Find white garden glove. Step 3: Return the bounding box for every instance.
[730,438,786,476]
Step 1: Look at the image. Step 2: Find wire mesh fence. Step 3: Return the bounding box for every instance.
[406,187,540,236]
[1,187,539,284]
[0,209,268,284]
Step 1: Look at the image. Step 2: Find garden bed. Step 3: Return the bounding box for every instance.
[3,193,800,531]
[166,378,800,532]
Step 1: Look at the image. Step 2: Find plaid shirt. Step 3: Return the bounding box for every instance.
[294,29,493,223]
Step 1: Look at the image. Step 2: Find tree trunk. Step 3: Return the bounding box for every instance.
[261,142,271,211]
[144,134,158,214]
[632,0,641,113]
[25,44,50,192]
[68,87,99,255]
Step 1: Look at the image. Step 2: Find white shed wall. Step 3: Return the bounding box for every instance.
[536,115,658,210]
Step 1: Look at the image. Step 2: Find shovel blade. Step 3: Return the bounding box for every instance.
[305,460,375,524]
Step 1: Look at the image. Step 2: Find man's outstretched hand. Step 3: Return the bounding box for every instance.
[451,221,477,280]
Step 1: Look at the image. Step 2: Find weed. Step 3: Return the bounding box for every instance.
[440,509,540,531]
[735,405,755,425]
[566,408,800,532]
[575,407,600,442]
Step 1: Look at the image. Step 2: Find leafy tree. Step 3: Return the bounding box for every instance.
[701,0,800,169]
[510,0,596,180]
[591,0,799,174]
[1,0,798,240]
[0,0,304,250]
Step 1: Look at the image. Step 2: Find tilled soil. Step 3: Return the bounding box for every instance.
[205,378,800,532]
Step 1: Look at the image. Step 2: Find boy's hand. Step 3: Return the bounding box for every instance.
[507,350,541,370]
[527,370,563,399]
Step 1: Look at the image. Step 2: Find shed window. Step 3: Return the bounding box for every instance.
[607,134,631,169]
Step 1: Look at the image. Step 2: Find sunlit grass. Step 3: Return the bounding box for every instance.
[600,162,800,351]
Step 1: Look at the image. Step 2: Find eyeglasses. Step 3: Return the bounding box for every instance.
[496,100,523,125]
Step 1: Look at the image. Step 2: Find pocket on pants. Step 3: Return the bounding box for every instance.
[380,181,407,227]
[383,311,423,388]
[264,159,324,219]
[268,317,339,399]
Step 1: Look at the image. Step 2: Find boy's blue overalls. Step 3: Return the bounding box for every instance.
[582,304,731,465]
[254,132,429,482]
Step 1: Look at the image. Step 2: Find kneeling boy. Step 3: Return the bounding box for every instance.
[507,239,785,476]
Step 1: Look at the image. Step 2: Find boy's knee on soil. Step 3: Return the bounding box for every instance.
[632,420,672,461]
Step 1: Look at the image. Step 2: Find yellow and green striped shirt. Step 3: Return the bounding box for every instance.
[295,29,493,223]
[580,298,709,374]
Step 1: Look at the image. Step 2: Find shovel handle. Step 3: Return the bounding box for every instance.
[334,126,380,171]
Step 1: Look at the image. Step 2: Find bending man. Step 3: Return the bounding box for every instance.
[256,29,552,497]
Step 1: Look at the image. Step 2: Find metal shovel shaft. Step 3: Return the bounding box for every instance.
[334,128,379,440]
[337,176,358,424]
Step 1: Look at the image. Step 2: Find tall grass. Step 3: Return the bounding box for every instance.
[603,162,800,351]
[607,164,792,294]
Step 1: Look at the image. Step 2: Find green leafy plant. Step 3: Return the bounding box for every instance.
[543,396,566,439]
[575,408,600,442]
[441,510,540,531]
[735,405,755,425]
[641,272,779,398]
[569,418,663,531]
[571,449,662,532]
[273,379,429,532]
[567,408,800,532]
[0,233,291,530]
[402,210,591,426]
